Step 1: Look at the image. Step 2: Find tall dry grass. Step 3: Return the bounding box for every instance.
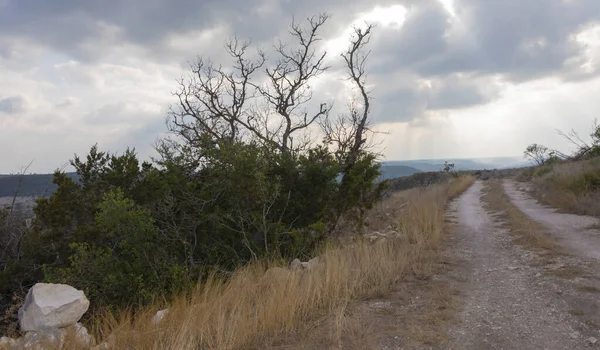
[81,176,475,349]
[530,158,600,217]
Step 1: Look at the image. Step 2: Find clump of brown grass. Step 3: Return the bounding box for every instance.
[577,284,600,293]
[79,176,475,350]
[481,180,562,254]
[531,158,600,217]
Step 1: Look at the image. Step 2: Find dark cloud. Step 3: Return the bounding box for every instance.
[426,74,497,110]
[2,0,600,173]
[0,0,399,62]
[0,95,27,114]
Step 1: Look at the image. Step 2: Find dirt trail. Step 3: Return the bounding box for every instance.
[504,180,600,261]
[441,180,595,349]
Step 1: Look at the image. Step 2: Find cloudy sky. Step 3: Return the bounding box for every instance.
[1,0,600,173]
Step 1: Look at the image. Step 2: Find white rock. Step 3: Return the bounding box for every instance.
[67,322,95,346]
[0,336,16,348]
[300,257,320,271]
[368,235,378,243]
[570,331,580,339]
[19,283,90,332]
[22,328,66,349]
[152,309,169,326]
[289,258,302,271]
[587,336,598,344]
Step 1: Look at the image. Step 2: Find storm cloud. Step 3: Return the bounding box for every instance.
[1,0,600,172]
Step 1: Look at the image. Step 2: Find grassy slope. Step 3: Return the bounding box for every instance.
[74,176,475,349]
[524,158,600,217]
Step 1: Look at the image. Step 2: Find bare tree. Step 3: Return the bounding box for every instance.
[321,24,377,171]
[168,14,333,156]
[555,118,600,160]
[524,143,550,166]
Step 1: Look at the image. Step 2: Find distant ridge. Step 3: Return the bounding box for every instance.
[0,157,529,198]
[0,173,79,198]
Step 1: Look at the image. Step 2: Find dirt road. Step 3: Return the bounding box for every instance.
[504,180,600,262]
[441,180,600,349]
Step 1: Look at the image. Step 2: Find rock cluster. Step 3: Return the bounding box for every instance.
[2,283,94,349]
[364,225,400,243]
[289,256,319,271]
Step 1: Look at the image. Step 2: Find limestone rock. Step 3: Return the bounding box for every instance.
[19,283,90,332]
[290,258,302,271]
[0,336,16,348]
[152,309,170,326]
[67,322,95,346]
[21,328,66,349]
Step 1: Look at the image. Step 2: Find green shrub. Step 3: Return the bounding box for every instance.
[44,189,193,310]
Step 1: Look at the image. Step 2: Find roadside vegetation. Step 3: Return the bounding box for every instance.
[87,176,475,349]
[518,120,600,217]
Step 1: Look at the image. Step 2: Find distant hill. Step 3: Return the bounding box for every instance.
[378,165,422,180]
[384,157,528,172]
[0,156,529,198]
[0,173,78,198]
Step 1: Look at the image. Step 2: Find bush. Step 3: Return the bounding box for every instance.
[44,189,192,310]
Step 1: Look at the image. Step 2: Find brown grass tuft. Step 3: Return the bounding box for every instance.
[77,176,475,349]
[577,284,600,293]
[481,180,562,254]
[530,158,600,217]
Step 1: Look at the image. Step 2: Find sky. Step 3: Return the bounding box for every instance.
[1,0,600,173]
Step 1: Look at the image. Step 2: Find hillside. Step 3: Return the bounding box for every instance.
[0,173,79,197]
[0,157,526,198]
[0,167,422,198]
[378,165,422,179]
[385,156,528,172]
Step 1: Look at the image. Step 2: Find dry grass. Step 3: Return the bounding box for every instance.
[531,158,600,217]
[76,176,475,349]
[481,180,562,254]
[546,265,586,280]
[577,284,600,293]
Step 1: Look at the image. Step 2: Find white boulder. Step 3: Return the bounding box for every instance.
[289,258,302,271]
[152,309,170,326]
[18,283,90,332]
